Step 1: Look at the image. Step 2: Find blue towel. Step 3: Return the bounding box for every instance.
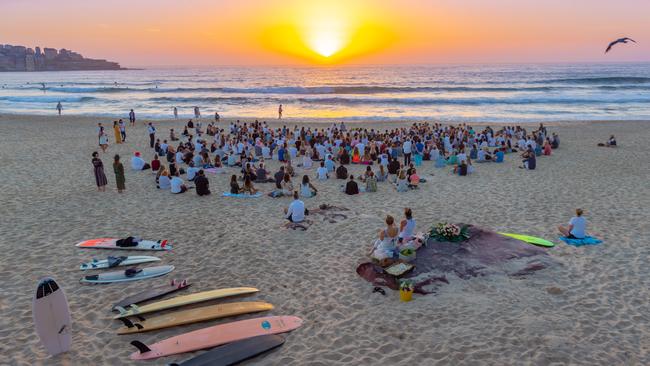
[559,236,602,246]
[222,192,262,198]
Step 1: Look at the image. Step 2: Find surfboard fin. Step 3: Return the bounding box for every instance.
[130,340,151,354]
[119,318,135,328]
[136,315,146,322]
[114,306,127,315]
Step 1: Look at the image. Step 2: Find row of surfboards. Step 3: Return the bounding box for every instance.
[112,284,303,362]
[33,237,302,365]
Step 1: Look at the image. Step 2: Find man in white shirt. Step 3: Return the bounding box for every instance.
[147,122,156,148]
[131,152,149,170]
[402,139,412,165]
[316,162,329,180]
[170,173,187,194]
[285,191,306,223]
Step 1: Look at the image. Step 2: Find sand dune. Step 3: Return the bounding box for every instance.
[0,114,648,365]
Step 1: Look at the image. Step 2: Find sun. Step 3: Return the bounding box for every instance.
[309,32,344,57]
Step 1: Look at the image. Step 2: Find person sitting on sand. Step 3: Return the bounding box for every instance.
[131,152,150,170]
[395,170,409,192]
[302,151,313,169]
[281,173,294,196]
[255,163,273,183]
[345,175,360,195]
[151,154,161,172]
[336,164,348,179]
[325,154,336,172]
[365,171,378,192]
[284,191,307,223]
[170,172,188,194]
[543,139,552,155]
[187,161,200,181]
[351,146,361,164]
[598,135,617,148]
[194,170,210,196]
[369,215,399,263]
[408,168,420,188]
[300,175,318,198]
[387,156,400,175]
[316,161,329,180]
[274,166,285,189]
[399,208,416,242]
[339,148,351,165]
[241,176,258,195]
[230,174,241,194]
[157,167,171,190]
[558,208,587,239]
[520,146,536,170]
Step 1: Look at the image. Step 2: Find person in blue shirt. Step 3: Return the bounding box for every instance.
[278,145,286,162]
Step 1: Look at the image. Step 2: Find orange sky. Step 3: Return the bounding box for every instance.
[1,0,648,66]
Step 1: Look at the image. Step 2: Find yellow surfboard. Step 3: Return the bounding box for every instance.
[113,287,258,319]
[117,301,274,334]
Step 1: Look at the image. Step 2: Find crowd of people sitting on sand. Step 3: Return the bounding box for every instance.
[91,119,564,200]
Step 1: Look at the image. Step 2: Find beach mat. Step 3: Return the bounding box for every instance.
[559,236,602,247]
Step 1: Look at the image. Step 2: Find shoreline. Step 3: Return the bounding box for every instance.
[2,112,649,128]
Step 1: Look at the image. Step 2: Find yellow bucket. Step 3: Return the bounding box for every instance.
[400,289,413,302]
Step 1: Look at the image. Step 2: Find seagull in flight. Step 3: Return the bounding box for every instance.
[605,37,637,53]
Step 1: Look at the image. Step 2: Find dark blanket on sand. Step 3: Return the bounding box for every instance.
[356,225,556,294]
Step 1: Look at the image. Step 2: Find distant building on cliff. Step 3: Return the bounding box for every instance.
[0,44,124,72]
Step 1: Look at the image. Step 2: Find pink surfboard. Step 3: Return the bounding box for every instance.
[32,277,72,356]
[129,316,303,360]
[75,238,171,251]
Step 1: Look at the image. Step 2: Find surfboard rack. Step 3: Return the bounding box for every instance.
[131,340,151,353]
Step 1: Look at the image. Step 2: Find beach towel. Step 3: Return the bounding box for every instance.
[559,236,602,246]
[222,192,262,198]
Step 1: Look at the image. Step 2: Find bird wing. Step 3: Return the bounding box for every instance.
[625,38,637,43]
[605,41,616,53]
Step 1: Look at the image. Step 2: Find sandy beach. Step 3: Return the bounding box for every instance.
[1,114,649,365]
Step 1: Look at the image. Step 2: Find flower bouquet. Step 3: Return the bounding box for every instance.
[399,280,414,302]
[430,222,470,242]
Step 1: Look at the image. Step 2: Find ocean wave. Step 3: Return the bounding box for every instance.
[0,96,96,103]
[538,77,650,84]
[295,96,650,106]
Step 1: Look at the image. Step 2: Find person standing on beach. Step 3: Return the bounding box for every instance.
[278,104,283,119]
[113,154,125,193]
[215,111,220,123]
[129,109,136,126]
[147,122,156,148]
[113,121,122,144]
[118,119,126,142]
[194,106,201,119]
[91,152,108,192]
[97,123,104,146]
[56,101,62,115]
[173,106,178,119]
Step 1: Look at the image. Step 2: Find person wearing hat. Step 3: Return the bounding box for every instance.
[131,151,151,170]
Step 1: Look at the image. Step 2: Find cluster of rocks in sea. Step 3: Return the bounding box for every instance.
[0,44,123,72]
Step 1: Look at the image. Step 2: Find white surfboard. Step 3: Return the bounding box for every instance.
[32,277,72,356]
[79,256,161,270]
[80,265,174,284]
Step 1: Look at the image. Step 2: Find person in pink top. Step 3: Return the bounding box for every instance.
[408,168,420,188]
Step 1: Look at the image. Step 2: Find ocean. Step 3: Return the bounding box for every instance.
[1,63,649,122]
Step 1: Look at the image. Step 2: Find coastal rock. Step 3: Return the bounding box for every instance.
[0,44,123,72]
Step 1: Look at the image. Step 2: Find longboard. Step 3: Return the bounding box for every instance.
[113,279,191,311]
[80,256,160,270]
[81,265,174,284]
[32,277,72,356]
[117,301,274,334]
[170,335,285,366]
[75,238,172,251]
[498,232,555,247]
[114,287,259,319]
[130,316,303,360]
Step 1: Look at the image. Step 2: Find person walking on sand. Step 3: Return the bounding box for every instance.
[278,104,283,119]
[113,154,125,193]
[173,106,178,119]
[56,101,62,115]
[147,122,156,148]
[99,132,109,153]
[129,109,136,126]
[97,123,104,146]
[118,119,126,142]
[91,152,108,192]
